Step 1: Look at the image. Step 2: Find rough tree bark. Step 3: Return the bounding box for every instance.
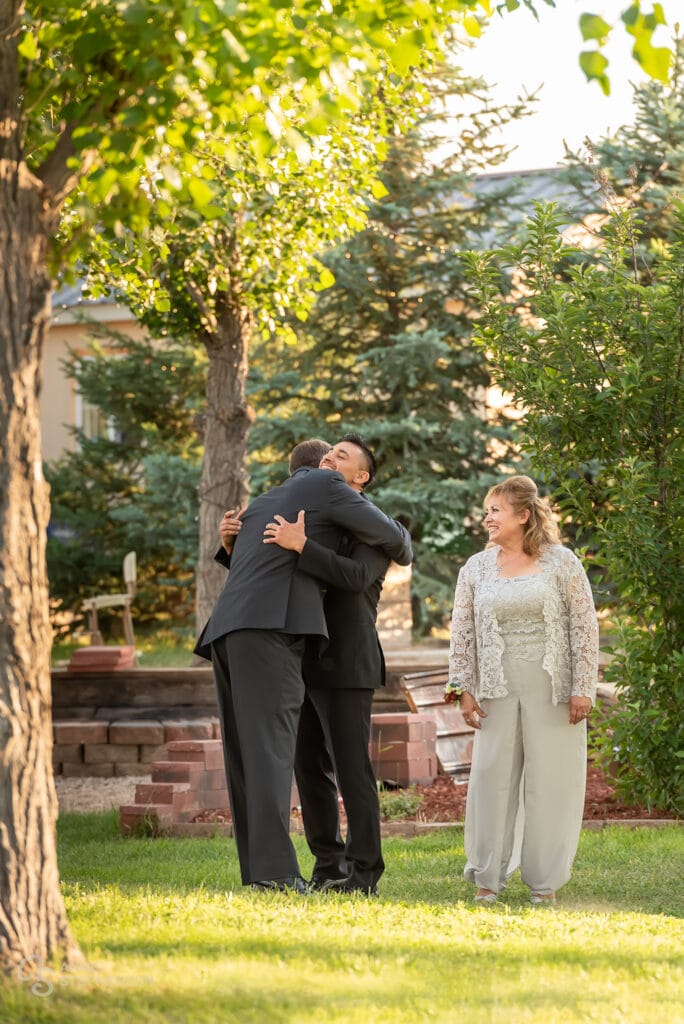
[0,0,80,972]
[195,297,252,633]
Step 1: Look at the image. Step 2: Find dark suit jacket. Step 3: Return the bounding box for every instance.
[297,537,389,690]
[194,467,411,659]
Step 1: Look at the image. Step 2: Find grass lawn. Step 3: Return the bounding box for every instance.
[51,626,197,668]
[1,815,682,1023]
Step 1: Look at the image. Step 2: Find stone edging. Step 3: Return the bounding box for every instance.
[164,817,681,839]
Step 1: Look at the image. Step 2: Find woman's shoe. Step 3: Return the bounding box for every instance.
[529,892,556,906]
[474,889,497,905]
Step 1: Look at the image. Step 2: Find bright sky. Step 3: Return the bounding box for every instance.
[455,0,680,171]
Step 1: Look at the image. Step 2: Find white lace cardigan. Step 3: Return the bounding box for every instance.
[446,544,599,705]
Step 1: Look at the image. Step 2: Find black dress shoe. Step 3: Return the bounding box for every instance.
[309,874,349,892]
[250,875,308,894]
[319,876,378,897]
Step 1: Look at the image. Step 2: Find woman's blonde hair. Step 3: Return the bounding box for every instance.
[485,475,560,556]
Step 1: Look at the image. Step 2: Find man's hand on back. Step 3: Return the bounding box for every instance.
[263,510,307,553]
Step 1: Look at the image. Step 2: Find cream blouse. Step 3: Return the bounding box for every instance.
[446,544,599,705]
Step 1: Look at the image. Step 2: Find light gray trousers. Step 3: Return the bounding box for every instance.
[464,655,587,895]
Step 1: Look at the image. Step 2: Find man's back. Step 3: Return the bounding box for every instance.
[199,467,411,648]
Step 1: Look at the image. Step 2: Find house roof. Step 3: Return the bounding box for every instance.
[51,281,133,325]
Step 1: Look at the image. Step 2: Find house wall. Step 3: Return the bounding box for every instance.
[43,300,142,462]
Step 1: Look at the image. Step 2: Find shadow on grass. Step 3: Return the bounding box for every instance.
[6,940,683,1024]
[57,811,684,919]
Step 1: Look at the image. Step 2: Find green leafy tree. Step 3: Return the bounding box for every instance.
[467,202,683,812]
[46,328,205,631]
[80,110,415,631]
[1,0,501,971]
[249,67,529,633]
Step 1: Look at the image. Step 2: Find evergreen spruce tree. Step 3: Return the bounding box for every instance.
[46,326,205,631]
[561,33,684,268]
[250,68,530,633]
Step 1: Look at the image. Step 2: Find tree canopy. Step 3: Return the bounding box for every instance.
[467,202,683,811]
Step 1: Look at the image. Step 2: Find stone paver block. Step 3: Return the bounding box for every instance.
[197,788,229,811]
[119,804,173,833]
[52,743,83,764]
[197,768,229,791]
[375,757,436,786]
[84,743,139,764]
[167,740,224,770]
[371,714,437,743]
[135,782,190,805]
[151,761,203,784]
[139,743,169,763]
[54,721,107,745]
[109,721,164,745]
[163,720,214,742]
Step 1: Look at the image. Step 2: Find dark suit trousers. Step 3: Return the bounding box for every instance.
[295,687,384,888]
[211,630,306,885]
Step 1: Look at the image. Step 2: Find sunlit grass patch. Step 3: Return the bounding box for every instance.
[1,816,681,1022]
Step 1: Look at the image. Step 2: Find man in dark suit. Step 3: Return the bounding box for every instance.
[264,433,390,895]
[194,438,412,892]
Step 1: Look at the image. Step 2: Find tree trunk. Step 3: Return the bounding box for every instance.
[0,3,79,972]
[195,300,252,634]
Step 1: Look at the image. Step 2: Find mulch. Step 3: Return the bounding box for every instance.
[409,766,678,823]
[193,762,679,825]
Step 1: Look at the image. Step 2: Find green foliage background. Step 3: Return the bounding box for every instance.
[468,201,683,812]
[46,328,205,631]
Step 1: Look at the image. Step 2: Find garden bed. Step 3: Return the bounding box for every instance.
[191,762,679,827]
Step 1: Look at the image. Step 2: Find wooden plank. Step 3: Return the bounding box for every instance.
[398,669,474,776]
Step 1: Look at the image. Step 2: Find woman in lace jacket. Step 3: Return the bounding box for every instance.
[444,475,598,906]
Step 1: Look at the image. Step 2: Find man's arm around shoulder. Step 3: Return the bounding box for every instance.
[324,473,412,565]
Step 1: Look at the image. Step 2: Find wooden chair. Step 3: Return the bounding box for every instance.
[82,551,137,647]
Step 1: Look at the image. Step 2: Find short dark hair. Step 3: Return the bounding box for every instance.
[337,432,377,488]
[289,438,332,474]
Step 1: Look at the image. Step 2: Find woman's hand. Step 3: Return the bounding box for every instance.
[569,695,592,725]
[263,510,307,553]
[219,508,245,552]
[459,692,487,731]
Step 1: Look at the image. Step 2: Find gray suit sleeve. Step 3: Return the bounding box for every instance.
[325,475,413,565]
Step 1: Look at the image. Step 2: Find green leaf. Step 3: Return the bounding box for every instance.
[462,14,483,38]
[390,32,423,73]
[579,50,610,95]
[633,41,671,83]
[17,31,38,60]
[370,178,389,200]
[187,178,215,210]
[579,14,611,44]
[316,267,336,290]
[621,4,639,29]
